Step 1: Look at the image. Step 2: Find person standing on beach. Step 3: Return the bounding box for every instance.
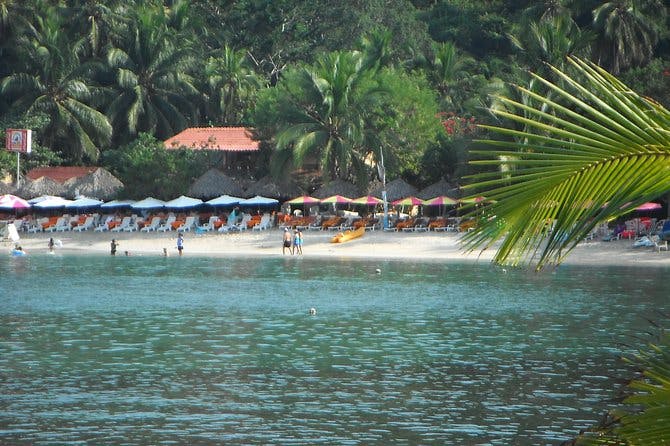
[293,229,303,255]
[282,228,292,255]
[110,239,118,256]
[177,232,184,256]
[48,238,55,253]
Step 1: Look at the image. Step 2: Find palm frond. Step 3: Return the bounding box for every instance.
[463,57,670,269]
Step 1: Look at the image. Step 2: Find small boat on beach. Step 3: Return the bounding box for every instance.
[331,226,365,243]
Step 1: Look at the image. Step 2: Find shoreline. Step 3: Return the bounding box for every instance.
[6,229,670,267]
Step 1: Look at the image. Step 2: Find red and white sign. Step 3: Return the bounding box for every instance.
[6,129,32,153]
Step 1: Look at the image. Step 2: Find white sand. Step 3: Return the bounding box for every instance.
[9,229,670,267]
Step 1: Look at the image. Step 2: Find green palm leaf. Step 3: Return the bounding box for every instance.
[463,57,670,269]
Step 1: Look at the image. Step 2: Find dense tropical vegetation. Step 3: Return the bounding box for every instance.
[1,0,668,197]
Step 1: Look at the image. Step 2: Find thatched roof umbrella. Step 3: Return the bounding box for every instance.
[188,168,245,199]
[0,182,14,195]
[245,176,302,200]
[369,178,418,202]
[64,168,124,200]
[16,176,66,199]
[417,178,460,200]
[313,179,361,199]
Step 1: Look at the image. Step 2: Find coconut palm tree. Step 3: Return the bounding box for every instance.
[268,50,382,183]
[105,6,199,144]
[205,45,262,125]
[592,0,666,74]
[463,57,670,270]
[0,4,111,162]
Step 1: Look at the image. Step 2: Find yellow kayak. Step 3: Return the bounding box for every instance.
[331,226,365,243]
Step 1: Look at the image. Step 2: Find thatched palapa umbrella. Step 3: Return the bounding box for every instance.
[417,178,460,200]
[245,176,302,200]
[16,176,66,199]
[188,168,245,199]
[369,178,418,202]
[0,182,14,195]
[313,179,361,199]
[64,168,123,200]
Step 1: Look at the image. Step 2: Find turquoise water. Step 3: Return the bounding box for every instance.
[1,255,668,445]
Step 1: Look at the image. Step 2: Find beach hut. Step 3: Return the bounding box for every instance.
[16,177,66,199]
[245,176,302,200]
[369,178,418,202]
[64,168,124,200]
[417,178,460,200]
[188,168,245,199]
[313,179,361,199]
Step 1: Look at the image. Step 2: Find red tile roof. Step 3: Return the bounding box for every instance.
[164,127,259,152]
[26,166,97,183]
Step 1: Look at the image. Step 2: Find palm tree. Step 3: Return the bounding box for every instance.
[428,41,476,112]
[204,45,262,125]
[592,0,666,74]
[463,57,670,270]
[268,50,383,183]
[105,6,199,144]
[1,4,111,162]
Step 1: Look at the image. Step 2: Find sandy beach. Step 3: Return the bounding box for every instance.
[8,228,670,267]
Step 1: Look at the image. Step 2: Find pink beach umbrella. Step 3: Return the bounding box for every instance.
[425,195,458,206]
[351,195,384,206]
[0,194,30,210]
[320,195,352,205]
[635,202,662,211]
[285,195,321,205]
[392,196,426,206]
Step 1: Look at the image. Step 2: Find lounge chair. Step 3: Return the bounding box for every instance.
[196,216,219,232]
[94,216,114,232]
[45,217,68,233]
[157,215,176,232]
[111,216,132,232]
[72,216,95,232]
[176,216,197,232]
[234,214,252,231]
[252,214,271,231]
[140,216,162,232]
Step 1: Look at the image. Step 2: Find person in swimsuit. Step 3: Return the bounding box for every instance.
[282,228,292,255]
[293,229,303,255]
[177,232,184,256]
[48,238,55,253]
[110,239,118,256]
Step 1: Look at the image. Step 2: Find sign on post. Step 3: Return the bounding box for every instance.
[6,129,32,153]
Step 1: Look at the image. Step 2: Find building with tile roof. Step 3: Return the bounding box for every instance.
[164,127,259,152]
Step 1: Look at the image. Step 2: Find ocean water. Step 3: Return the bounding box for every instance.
[0,254,668,445]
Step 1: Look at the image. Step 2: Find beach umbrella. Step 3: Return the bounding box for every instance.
[205,194,242,207]
[285,195,321,205]
[0,194,30,210]
[164,195,203,209]
[425,195,458,206]
[351,195,384,206]
[635,202,662,211]
[460,195,486,205]
[320,195,352,204]
[239,195,279,206]
[131,197,166,210]
[28,195,60,204]
[33,196,74,209]
[101,199,136,209]
[66,197,103,209]
[392,196,426,206]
